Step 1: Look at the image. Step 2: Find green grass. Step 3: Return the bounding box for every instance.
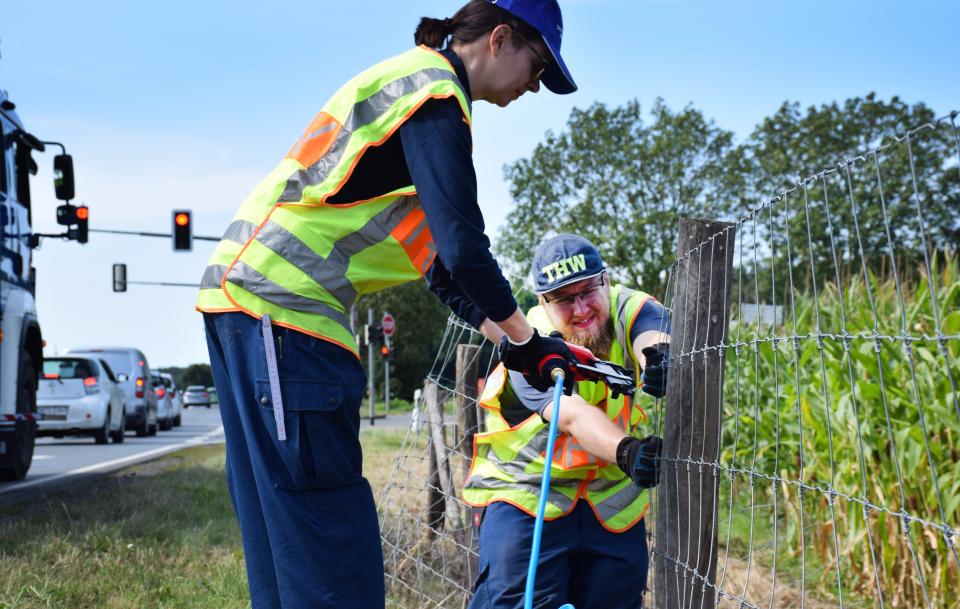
[0,429,410,609]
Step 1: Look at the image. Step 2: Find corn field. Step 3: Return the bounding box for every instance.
[379,111,960,608]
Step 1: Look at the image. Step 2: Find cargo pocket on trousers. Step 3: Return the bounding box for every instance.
[255,378,350,490]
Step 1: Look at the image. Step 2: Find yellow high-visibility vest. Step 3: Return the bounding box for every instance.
[196,47,472,355]
[463,285,656,532]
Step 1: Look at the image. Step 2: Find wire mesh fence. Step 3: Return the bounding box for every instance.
[378,110,960,609]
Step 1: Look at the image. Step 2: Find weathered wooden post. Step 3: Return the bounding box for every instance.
[425,378,465,545]
[424,381,445,537]
[655,218,735,609]
[455,344,481,478]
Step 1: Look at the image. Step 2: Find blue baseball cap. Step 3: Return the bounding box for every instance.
[486,0,577,94]
[531,234,605,293]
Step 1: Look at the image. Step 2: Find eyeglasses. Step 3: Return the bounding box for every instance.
[542,276,606,309]
[514,30,549,83]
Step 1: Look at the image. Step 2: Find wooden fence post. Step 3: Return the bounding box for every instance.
[424,381,445,537]
[655,218,735,609]
[455,344,481,478]
[425,379,466,546]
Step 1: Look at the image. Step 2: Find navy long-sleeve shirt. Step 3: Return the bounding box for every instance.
[329,48,516,328]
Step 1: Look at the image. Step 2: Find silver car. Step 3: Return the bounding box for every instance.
[159,372,182,427]
[38,357,126,444]
[182,385,211,409]
[152,374,174,431]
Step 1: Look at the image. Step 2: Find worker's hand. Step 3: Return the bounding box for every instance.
[616,435,663,488]
[640,343,670,398]
[498,330,576,394]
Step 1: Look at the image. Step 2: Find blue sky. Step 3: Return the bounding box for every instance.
[2,0,957,368]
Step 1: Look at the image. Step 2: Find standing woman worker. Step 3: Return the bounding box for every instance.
[197,1,578,607]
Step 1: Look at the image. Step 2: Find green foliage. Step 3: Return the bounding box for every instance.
[180,363,213,388]
[497,99,750,297]
[356,281,452,400]
[746,95,959,285]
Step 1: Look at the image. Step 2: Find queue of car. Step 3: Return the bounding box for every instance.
[35,347,214,444]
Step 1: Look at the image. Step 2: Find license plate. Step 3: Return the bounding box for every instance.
[40,405,69,418]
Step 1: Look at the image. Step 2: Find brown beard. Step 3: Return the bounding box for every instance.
[566,315,615,360]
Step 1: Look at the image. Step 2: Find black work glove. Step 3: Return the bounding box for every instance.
[616,435,663,488]
[498,329,576,395]
[640,343,670,398]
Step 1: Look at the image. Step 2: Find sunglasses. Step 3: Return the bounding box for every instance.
[542,276,606,309]
[514,30,549,83]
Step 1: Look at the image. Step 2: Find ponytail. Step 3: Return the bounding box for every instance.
[414,0,541,50]
[414,17,455,48]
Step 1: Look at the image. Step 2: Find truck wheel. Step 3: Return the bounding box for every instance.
[94,411,110,444]
[0,355,37,481]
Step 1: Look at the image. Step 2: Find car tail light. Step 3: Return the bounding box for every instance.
[83,376,99,395]
[135,377,144,398]
[44,373,60,379]
[156,387,166,399]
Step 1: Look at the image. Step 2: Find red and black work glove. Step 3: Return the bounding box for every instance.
[498,329,576,395]
[616,435,663,488]
[640,343,670,398]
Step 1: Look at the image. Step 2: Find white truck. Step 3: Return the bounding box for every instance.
[0,87,79,480]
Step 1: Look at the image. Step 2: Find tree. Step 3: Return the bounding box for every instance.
[497,99,749,298]
[746,94,958,287]
[355,280,453,400]
[180,363,213,388]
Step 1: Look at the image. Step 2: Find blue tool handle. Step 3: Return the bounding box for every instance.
[524,372,576,609]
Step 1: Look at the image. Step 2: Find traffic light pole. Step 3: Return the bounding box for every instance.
[384,334,391,416]
[89,228,220,241]
[368,308,376,426]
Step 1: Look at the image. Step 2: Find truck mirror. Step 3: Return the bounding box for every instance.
[18,131,46,152]
[54,154,75,201]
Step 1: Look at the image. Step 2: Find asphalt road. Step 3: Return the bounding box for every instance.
[0,404,411,501]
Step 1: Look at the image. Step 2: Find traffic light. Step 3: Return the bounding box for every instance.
[380,344,390,359]
[172,210,192,251]
[112,263,127,292]
[75,205,89,244]
[56,203,77,225]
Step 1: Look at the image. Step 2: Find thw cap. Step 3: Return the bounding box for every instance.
[531,234,605,294]
[486,0,577,94]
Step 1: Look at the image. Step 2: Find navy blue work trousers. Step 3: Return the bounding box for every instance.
[204,312,384,609]
[468,501,648,609]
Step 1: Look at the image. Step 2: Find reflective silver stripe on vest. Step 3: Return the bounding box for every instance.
[253,196,418,310]
[223,219,257,245]
[279,67,467,202]
[199,264,228,290]
[615,286,638,373]
[224,261,352,334]
[465,474,573,513]
[591,478,644,521]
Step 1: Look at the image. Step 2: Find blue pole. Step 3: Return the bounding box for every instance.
[524,372,575,609]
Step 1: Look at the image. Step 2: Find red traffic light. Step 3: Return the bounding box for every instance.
[175,212,190,226]
[172,209,192,251]
[76,206,89,220]
[380,345,390,358]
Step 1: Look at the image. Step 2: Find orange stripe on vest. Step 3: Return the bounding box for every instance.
[287,111,342,168]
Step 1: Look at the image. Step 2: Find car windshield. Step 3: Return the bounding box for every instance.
[76,351,132,377]
[44,358,97,379]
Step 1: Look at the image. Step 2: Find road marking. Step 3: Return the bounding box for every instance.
[0,425,225,496]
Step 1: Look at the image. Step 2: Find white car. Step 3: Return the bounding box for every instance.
[38,357,126,444]
[67,347,158,437]
[158,372,182,427]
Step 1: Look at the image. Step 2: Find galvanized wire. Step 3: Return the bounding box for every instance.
[377,111,960,609]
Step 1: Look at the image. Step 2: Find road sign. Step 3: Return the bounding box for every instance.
[381,312,395,337]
